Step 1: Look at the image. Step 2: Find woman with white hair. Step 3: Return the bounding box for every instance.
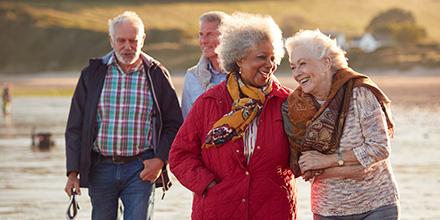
[283,29,400,219]
[169,12,297,220]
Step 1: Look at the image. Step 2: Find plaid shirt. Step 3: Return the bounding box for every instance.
[94,54,153,156]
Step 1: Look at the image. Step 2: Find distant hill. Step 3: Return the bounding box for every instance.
[1,0,440,74]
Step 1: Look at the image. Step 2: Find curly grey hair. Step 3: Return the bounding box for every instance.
[108,11,145,40]
[285,29,348,70]
[215,12,284,73]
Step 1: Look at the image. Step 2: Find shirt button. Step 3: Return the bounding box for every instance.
[242,198,246,203]
[256,146,261,150]
[236,149,240,153]
[245,171,249,175]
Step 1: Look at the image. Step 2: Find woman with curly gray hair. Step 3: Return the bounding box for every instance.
[169,12,297,220]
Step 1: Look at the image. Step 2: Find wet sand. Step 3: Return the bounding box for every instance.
[0,72,439,219]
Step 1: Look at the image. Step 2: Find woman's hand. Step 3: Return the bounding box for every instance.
[299,151,334,172]
[302,170,324,182]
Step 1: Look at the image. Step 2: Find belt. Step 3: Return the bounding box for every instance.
[99,154,142,164]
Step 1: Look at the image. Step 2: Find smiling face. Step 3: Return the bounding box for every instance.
[199,21,221,60]
[110,21,145,66]
[289,46,333,100]
[237,40,276,88]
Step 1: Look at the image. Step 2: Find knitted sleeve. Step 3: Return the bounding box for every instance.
[351,87,391,167]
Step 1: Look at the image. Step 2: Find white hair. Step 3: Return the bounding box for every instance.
[215,12,285,73]
[108,11,145,40]
[285,29,348,70]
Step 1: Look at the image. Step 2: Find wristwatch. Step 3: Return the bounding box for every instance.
[337,151,344,166]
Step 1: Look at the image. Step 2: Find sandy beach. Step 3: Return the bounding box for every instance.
[0,70,440,219]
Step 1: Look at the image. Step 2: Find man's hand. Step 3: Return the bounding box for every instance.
[64,172,81,196]
[139,158,164,182]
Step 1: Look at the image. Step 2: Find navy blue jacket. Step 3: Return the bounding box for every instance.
[65,52,183,189]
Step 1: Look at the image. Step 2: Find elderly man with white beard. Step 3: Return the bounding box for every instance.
[64,11,182,220]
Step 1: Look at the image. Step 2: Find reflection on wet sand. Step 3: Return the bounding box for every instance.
[0,75,440,219]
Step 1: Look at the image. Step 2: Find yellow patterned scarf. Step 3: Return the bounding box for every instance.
[204,73,272,149]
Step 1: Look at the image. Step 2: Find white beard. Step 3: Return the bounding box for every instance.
[114,51,140,65]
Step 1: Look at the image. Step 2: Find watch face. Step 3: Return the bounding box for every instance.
[338,160,344,166]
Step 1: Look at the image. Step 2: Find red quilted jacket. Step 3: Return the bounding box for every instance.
[169,81,297,220]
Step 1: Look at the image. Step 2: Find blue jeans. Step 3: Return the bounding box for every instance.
[88,150,155,220]
[313,203,399,220]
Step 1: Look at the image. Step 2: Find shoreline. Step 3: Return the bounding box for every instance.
[1,67,439,108]
[1,65,440,77]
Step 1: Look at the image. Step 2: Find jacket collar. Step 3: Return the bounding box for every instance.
[193,56,212,88]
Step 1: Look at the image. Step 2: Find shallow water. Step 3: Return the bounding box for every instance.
[0,97,439,219]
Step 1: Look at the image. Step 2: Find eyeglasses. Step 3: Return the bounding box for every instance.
[66,190,80,220]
